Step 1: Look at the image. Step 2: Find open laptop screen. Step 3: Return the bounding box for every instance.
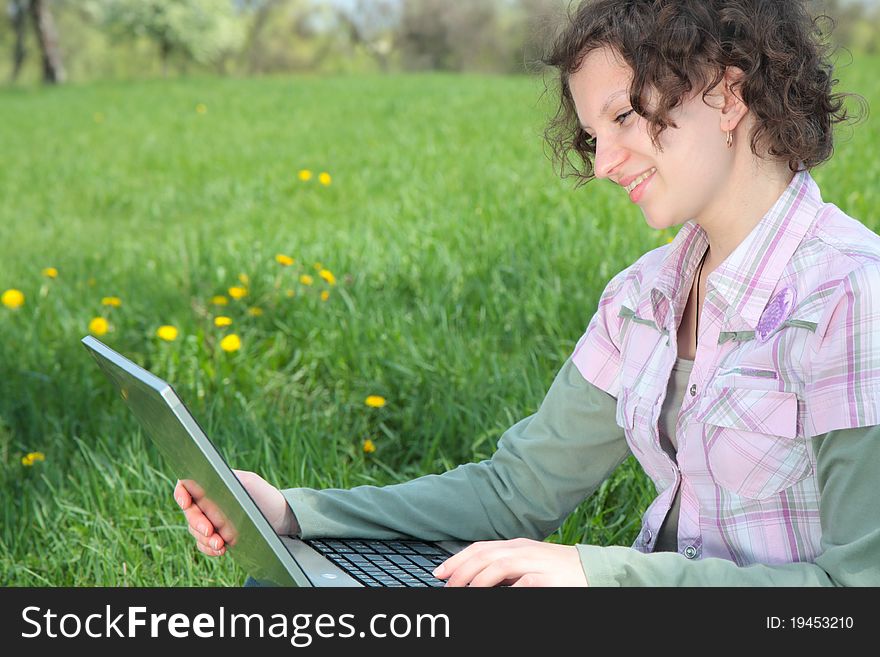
[82,335,309,587]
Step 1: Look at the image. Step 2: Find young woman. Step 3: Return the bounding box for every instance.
[176,0,880,586]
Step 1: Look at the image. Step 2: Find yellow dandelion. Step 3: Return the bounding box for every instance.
[214,316,232,327]
[228,286,248,300]
[220,334,241,353]
[42,267,58,279]
[299,274,314,286]
[320,290,330,302]
[247,307,263,317]
[362,439,376,454]
[88,317,109,336]
[298,169,313,181]
[156,325,179,341]
[319,269,336,285]
[365,395,386,408]
[318,172,332,186]
[313,262,323,271]
[196,103,207,114]
[211,295,229,306]
[285,289,296,298]
[275,254,295,266]
[101,296,122,307]
[22,451,45,467]
[2,289,25,309]
[238,273,249,285]
[93,112,104,124]
[667,236,674,244]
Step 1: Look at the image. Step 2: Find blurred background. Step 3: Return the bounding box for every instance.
[2,0,879,85]
[1,1,878,585]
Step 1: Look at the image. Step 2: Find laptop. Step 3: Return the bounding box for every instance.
[82,335,470,587]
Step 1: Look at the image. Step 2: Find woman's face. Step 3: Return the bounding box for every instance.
[570,46,737,231]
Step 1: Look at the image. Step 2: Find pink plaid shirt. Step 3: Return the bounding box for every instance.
[572,169,880,565]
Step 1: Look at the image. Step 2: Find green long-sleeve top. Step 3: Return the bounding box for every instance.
[281,356,880,586]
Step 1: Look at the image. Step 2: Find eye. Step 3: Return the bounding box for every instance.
[614,109,634,125]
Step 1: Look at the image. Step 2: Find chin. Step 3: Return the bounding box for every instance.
[641,211,669,231]
[642,209,686,232]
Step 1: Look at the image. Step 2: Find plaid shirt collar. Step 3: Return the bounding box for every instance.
[644,169,822,332]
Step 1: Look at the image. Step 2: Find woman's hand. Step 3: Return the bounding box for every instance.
[173,469,298,557]
[432,538,589,587]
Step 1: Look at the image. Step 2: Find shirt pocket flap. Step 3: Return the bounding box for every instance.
[694,387,809,500]
[694,387,799,440]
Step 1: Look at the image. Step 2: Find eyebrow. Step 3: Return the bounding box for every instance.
[579,89,628,133]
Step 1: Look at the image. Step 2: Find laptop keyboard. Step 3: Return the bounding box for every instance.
[305,538,451,587]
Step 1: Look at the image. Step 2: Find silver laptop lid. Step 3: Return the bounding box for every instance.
[81,335,311,587]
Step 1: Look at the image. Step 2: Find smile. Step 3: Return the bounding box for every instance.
[625,168,657,193]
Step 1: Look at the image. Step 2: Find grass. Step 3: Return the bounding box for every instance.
[1,60,878,585]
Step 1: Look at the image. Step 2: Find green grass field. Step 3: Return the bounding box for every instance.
[2,61,878,586]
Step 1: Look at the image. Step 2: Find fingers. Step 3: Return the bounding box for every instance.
[433,538,581,587]
[176,479,225,557]
[180,501,214,537]
[434,538,528,580]
[432,540,492,578]
[446,552,532,588]
[510,574,545,587]
[174,479,219,538]
[174,480,192,509]
[187,524,226,557]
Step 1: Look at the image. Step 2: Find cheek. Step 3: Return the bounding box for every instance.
[655,124,723,200]
[640,165,701,228]
[662,106,722,169]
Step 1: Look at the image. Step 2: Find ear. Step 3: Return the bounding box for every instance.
[718,65,749,132]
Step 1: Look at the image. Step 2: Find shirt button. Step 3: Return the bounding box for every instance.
[689,384,697,396]
[684,546,697,559]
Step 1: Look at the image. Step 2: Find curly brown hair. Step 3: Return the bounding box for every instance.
[541,0,868,186]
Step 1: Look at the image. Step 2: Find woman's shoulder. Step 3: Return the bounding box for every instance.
[608,243,672,286]
[599,242,671,301]
[791,203,880,320]
[806,202,880,268]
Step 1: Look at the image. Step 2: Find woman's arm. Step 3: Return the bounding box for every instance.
[281,357,630,542]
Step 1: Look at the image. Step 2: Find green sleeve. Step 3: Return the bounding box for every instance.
[280,357,630,541]
[577,423,880,586]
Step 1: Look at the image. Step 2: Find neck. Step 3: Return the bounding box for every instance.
[696,153,795,268]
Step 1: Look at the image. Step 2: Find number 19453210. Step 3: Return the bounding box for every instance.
[766,616,854,629]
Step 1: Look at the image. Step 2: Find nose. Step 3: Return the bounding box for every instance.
[593,134,628,181]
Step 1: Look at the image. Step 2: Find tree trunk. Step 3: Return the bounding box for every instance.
[9,0,28,83]
[160,39,170,77]
[30,0,66,84]
[246,0,283,75]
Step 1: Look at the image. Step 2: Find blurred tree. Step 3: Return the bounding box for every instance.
[3,0,875,82]
[30,0,65,82]
[91,0,244,75]
[240,0,285,73]
[333,0,398,71]
[516,0,565,72]
[5,0,66,83]
[238,0,340,74]
[809,0,880,54]
[396,0,501,71]
[8,0,27,81]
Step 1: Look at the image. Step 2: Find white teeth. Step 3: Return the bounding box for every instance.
[626,168,656,193]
